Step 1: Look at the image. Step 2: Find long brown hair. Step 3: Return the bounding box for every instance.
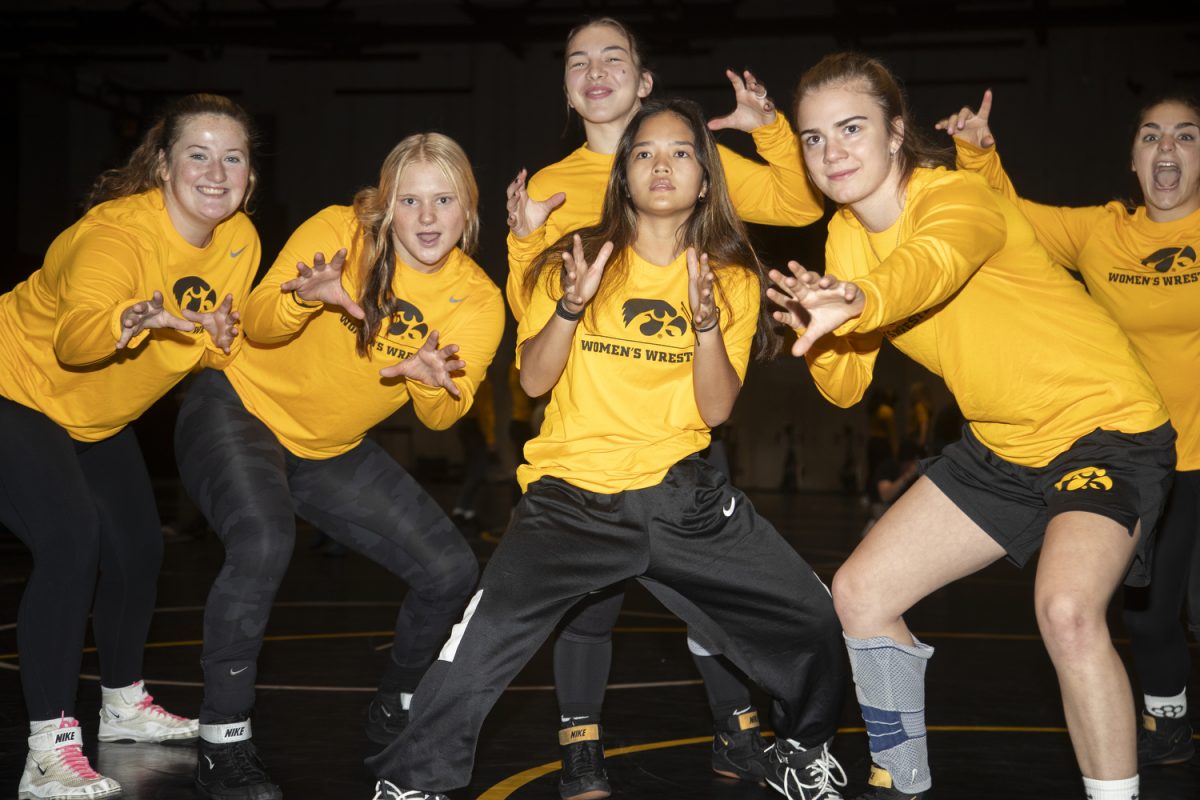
[86,93,259,211]
[793,52,951,185]
[351,132,480,356]
[526,98,779,358]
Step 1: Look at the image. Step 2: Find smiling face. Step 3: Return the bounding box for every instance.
[389,160,466,273]
[158,113,250,246]
[796,82,905,229]
[624,111,707,225]
[563,22,653,127]
[1132,100,1200,223]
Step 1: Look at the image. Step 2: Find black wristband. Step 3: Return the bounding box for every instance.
[555,298,584,322]
[692,308,720,334]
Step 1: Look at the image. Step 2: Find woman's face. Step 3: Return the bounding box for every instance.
[1132,101,1200,222]
[563,24,652,127]
[625,111,706,223]
[796,84,903,221]
[159,113,250,245]
[389,160,466,273]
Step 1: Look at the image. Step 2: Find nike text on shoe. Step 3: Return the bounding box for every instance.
[1137,712,1196,767]
[365,689,410,745]
[195,719,282,800]
[766,739,847,800]
[558,722,611,800]
[848,764,923,799]
[712,707,770,784]
[371,781,449,800]
[98,680,199,743]
[18,717,121,799]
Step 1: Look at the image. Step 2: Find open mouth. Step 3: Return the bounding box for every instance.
[416,232,441,247]
[1152,161,1181,192]
[197,186,227,196]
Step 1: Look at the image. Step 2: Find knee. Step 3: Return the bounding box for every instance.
[223,526,294,586]
[414,547,479,606]
[1036,590,1107,659]
[831,564,875,631]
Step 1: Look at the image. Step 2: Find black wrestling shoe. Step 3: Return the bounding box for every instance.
[765,739,847,799]
[1137,711,1195,767]
[366,689,410,745]
[371,780,449,800]
[558,722,611,800]
[712,707,769,783]
[849,764,923,799]
[196,729,282,800]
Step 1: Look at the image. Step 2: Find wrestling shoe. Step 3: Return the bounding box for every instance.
[195,719,282,800]
[98,680,198,743]
[711,707,769,783]
[365,689,410,745]
[372,781,448,799]
[765,738,846,799]
[558,721,610,800]
[18,717,121,799]
[1137,711,1195,767]
[849,764,923,799]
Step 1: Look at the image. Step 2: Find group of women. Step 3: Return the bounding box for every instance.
[0,14,1194,800]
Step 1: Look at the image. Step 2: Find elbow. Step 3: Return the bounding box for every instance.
[519,372,551,399]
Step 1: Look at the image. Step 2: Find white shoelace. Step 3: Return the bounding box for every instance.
[780,743,848,800]
[372,780,440,800]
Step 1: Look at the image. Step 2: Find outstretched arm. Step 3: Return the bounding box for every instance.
[767,261,865,356]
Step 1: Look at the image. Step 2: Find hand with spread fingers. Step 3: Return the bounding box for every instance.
[117,290,195,349]
[686,247,719,332]
[506,168,566,239]
[379,330,466,398]
[767,261,865,356]
[934,88,996,149]
[559,234,614,315]
[182,293,241,355]
[279,248,365,319]
[708,68,777,132]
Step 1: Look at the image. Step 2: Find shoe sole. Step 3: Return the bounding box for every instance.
[195,781,283,800]
[713,767,766,785]
[97,733,199,744]
[559,791,610,800]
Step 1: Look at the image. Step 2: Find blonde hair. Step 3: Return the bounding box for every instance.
[351,133,480,356]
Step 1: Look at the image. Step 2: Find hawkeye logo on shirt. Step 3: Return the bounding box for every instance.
[1054,467,1114,492]
[1109,245,1199,286]
[173,276,218,313]
[577,297,697,364]
[386,300,429,340]
[1140,245,1196,273]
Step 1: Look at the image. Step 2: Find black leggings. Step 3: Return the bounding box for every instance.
[174,370,478,721]
[1123,469,1200,696]
[0,397,163,720]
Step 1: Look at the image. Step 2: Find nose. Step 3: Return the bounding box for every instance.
[588,59,606,80]
[823,139,847,163]
[1158,133,1176,152]
[652,153,671,173]
[208,158,227,182]
[419,203,436,225]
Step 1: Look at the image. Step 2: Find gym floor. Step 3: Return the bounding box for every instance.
[2,486,1197,799]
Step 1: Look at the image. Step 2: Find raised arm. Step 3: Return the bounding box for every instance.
[687,249,742,427]
[504,168,565,321]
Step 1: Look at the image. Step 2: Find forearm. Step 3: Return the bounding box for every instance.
[518,312,577,397]
[54,300,145,365]
[692,327,741,427]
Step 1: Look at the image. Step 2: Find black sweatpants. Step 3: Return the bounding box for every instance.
[1124,469,1200,696]
[174,370,478,721]
[0,397,163,720]
[367,456,845,791]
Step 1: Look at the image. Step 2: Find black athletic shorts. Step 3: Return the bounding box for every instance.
[922,422,1176,586]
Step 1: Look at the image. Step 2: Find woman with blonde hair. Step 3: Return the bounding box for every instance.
[175,132,503,800]
[0,92,257,800]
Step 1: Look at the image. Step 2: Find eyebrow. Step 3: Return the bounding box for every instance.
[567,45,630,59]
[799,115,868,136]
[631,140,695,148]
[1140,121,1200,130]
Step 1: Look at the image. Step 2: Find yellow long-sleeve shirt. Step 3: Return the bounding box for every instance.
[807,168,1166,467]
[957,140,1200,470]
[515,249,759,493]
[506,113,823,321]
[0,189,259,441]
[231,205,504,460]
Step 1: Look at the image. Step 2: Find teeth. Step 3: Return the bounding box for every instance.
[197,187,226,195]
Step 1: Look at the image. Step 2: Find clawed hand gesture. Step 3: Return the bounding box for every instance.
[686,248,718,331]
[379,330,465,398]
[767,261,865,356]
[560,234,613,315]
[709,69,776,132]
[280,248,365,320]
[183,293,240,355]
[117,291,195,349]
[506,168,566,238]
[934,89,995,149]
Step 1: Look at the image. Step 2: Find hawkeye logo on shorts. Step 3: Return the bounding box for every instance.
[1055,467,1114,492]
[622,299,688,338]
[386,299,428,340]
[173,276,218,313]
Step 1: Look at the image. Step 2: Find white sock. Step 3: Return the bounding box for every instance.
[1082,775,1138,800]
[400,692,413,711]
[1144,689,1187,718]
